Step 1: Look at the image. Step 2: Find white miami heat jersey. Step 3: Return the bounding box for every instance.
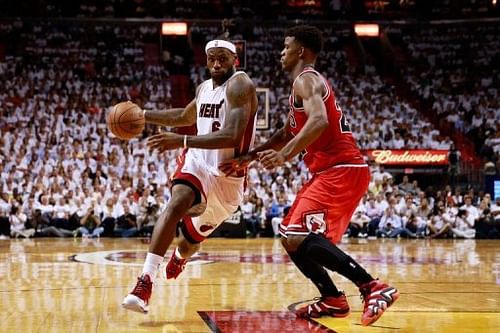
[192,71,256,175]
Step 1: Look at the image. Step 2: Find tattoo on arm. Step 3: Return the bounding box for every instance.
[223,75,255,143]
[183,75,256,149]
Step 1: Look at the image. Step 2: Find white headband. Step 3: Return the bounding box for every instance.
[205,40,236,54]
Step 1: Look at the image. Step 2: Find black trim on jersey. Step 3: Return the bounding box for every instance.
[172,179,202,206]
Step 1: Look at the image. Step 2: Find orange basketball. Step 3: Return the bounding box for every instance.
[107,101,145,140]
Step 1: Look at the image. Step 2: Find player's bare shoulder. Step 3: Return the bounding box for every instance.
[226,72,257,107]
[293,71,326,99]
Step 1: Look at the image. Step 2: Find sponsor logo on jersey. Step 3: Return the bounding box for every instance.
[199,99,224,118]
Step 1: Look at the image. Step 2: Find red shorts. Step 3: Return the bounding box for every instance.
[279,165,370,244]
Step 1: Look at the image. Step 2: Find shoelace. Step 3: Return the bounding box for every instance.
[310,296,323,305]
[311,292,345,305]
[359,287,370,303]
[132,276,150,295]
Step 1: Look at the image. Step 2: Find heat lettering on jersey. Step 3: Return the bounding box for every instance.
[199,99,224,118]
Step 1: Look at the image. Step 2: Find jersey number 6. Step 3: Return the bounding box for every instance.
[212,120,221,132]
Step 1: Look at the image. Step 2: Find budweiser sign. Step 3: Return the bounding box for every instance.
[364,150,449,166]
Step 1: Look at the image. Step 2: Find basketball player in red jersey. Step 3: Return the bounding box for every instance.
[221,26,399,326]
[122,38,258,313]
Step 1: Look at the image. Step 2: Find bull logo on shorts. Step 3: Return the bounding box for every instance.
[305,213,326,234]
[200,224,215,233]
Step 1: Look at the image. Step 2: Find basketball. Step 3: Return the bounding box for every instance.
[107,101,145,140]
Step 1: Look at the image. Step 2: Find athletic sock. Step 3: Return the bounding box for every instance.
[299,233,374,286]
[288,249,342,297]
[141,252,163,279]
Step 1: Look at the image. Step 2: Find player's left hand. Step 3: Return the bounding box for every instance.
[147,132,183,153]
[257,149,286,169]
[219,155,252,176]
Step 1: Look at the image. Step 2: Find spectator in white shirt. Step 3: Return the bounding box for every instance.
[460,196,479,226]
[377,207,403,238]
[491,197,500,218]
[451,209,475,239]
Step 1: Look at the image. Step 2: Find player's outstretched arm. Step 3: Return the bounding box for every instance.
[249,119,293,158]
[147,74,255,153]
[144,98,197,127]
[258,73,328,169]
[280,73,328,159]
[257,73,328,169]
[219,118,293,175]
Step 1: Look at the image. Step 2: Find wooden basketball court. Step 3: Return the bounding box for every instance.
[0,237,499,332]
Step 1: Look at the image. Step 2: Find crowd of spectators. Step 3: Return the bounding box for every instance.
[0,19,498,240]
[195,23,454,151]
[0,20,175,239]
[398,23,500,171]
[2,0,498,20]
[240,165,500,239]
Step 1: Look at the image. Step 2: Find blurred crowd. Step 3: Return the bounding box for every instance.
[3,0,498,20]
[196,24,455,151]
[240,167,500,239]
[401,24,500,168]
[0,19,499,240]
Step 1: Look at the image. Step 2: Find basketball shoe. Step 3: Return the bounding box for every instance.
[296,293,350,318]
[359,279,399,326]
[165,250,187,279]
[122,274,153,313]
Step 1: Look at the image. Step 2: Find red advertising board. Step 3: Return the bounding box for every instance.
[364,150,449,166]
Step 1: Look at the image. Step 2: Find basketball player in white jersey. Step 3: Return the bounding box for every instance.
[122,39,258,313]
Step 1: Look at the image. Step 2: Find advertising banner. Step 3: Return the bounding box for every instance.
[364,150,449,166]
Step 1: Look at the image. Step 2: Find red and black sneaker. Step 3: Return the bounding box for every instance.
[296,293,350,319]
[359,279,399,326]
[122,274,153,313]
[165,250,187,279]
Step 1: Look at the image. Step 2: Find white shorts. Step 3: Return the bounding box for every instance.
[172,150,244,242]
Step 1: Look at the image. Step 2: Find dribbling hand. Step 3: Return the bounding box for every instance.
[147,132,183,153]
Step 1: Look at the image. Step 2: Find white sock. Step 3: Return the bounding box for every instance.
[175,247,185,259]
[141,252,163,279]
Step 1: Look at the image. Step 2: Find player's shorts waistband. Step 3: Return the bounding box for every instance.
[216,174,246,184]
[315,163,368,174]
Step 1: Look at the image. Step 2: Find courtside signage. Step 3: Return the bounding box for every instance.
[364,149,449,165]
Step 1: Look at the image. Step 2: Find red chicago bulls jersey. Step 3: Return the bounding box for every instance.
[288,67,365,173]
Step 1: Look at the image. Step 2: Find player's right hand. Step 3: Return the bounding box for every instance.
[219,155,252,176]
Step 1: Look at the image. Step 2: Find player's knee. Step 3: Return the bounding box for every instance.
[171,184,196,204]
[168,193,195,213]
[281,235,305,252]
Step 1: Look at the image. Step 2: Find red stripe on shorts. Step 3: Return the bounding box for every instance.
[183,216,205,243]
